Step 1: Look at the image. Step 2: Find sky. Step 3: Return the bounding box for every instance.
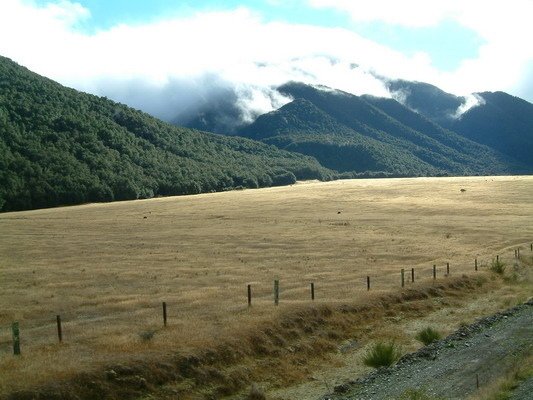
[1,0,532,125]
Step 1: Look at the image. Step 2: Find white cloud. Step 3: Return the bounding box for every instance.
[309,0,533,99]
[0,0,531,129]
[452,94,486,119]
[309,0,460,27]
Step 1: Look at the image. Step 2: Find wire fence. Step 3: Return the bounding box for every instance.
[2,243,532,357]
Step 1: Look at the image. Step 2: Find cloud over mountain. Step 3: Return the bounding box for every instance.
[1,0,531,128]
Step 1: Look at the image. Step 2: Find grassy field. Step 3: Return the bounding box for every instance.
[0,176,532,397]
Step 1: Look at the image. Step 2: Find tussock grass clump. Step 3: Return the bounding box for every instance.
[363,341,401,368]
[415,327,442,345]
[138,330,156,341]
[490,258,506,275]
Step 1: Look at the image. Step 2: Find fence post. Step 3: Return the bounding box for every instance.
[446,262,450,276]
[274,280,279,306]
[12,322,21,355]
[247,284,252,307]
[518,248,520,259]
[475,258,478,271]
[401,269,405,287]
[162,302,167,327]
[366,276,370,291]
[310,282,315,301]
[56,315,63,343]
[411,268,415,283]
[496,255,499,263]
[433,265,436,280]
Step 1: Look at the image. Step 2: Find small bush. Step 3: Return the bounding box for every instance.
[363,341,401,368]
[415,327,442,345]
[138,330,155,341]
[490,258,506,274]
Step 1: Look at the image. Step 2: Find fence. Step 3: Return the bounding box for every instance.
[3,243,531,356]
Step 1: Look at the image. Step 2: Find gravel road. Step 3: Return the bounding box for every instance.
[323,299,533,400]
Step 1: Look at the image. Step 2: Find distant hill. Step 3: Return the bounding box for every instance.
[386,80,533,166]
[450,91,533,165]
[386,80,463,125]
[0,56,333,212]
[235,82,522,176]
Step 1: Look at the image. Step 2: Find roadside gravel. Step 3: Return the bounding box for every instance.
[323,299,533,400]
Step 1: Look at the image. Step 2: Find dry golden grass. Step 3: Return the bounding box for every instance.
[0,176,532,397]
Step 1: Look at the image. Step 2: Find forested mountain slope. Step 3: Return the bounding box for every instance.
[0,56,333,212]
[236,83,521,176]
[386,80,533,166]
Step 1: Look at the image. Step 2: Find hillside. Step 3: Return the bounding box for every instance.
[238,98,437,175]
[236,82,520,176]
[386,80,533,166]
[386,79,463,125]
[451,91,533,165]
[0,56,334,212]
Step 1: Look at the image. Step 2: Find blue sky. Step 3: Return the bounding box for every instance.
[1,0,532,121]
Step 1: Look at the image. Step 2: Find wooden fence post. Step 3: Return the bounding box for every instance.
[496,255,499,263]
[401,269,405,287]
[274,280,279,306]
[366,276,370,291]
[475,258,478,271]
[310,282,315,301]
[433,265,436,280]
[518,248,520,258]
[162,302,167,327]
[56,315,63,343]
[411,268,415,283]
[446,262,450,276]
[12,322,21,355]
[247,284,252,307]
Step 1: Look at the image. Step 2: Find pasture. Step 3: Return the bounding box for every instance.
[0,176,532,396]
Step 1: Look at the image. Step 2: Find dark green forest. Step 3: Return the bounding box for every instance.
[0,56,334,212]
[235,82,527,176]
[385,80,533,167]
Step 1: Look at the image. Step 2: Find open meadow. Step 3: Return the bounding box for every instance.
[0,176,532,397]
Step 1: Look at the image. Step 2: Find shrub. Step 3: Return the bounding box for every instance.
[363,341,401,368]
[490,258,506,274]
[415,327,442,345]
[138,330,155,341]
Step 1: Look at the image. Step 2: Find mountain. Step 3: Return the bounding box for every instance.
[235,82,522,176]
[386,80,463,125]
[237,97,438,175]
[451,91,533,165]
[386,80,533,166]
[0,56,334,212]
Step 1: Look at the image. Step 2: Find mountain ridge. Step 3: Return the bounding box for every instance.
[234,82,526,176]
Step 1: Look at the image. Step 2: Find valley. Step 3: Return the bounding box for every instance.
[1,176,532,399]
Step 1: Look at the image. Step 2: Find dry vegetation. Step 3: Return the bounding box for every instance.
[0,176,532,399]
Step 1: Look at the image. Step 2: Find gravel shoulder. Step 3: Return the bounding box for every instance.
[324,299,533,400]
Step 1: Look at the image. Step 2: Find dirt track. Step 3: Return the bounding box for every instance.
[324,300,533,400]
